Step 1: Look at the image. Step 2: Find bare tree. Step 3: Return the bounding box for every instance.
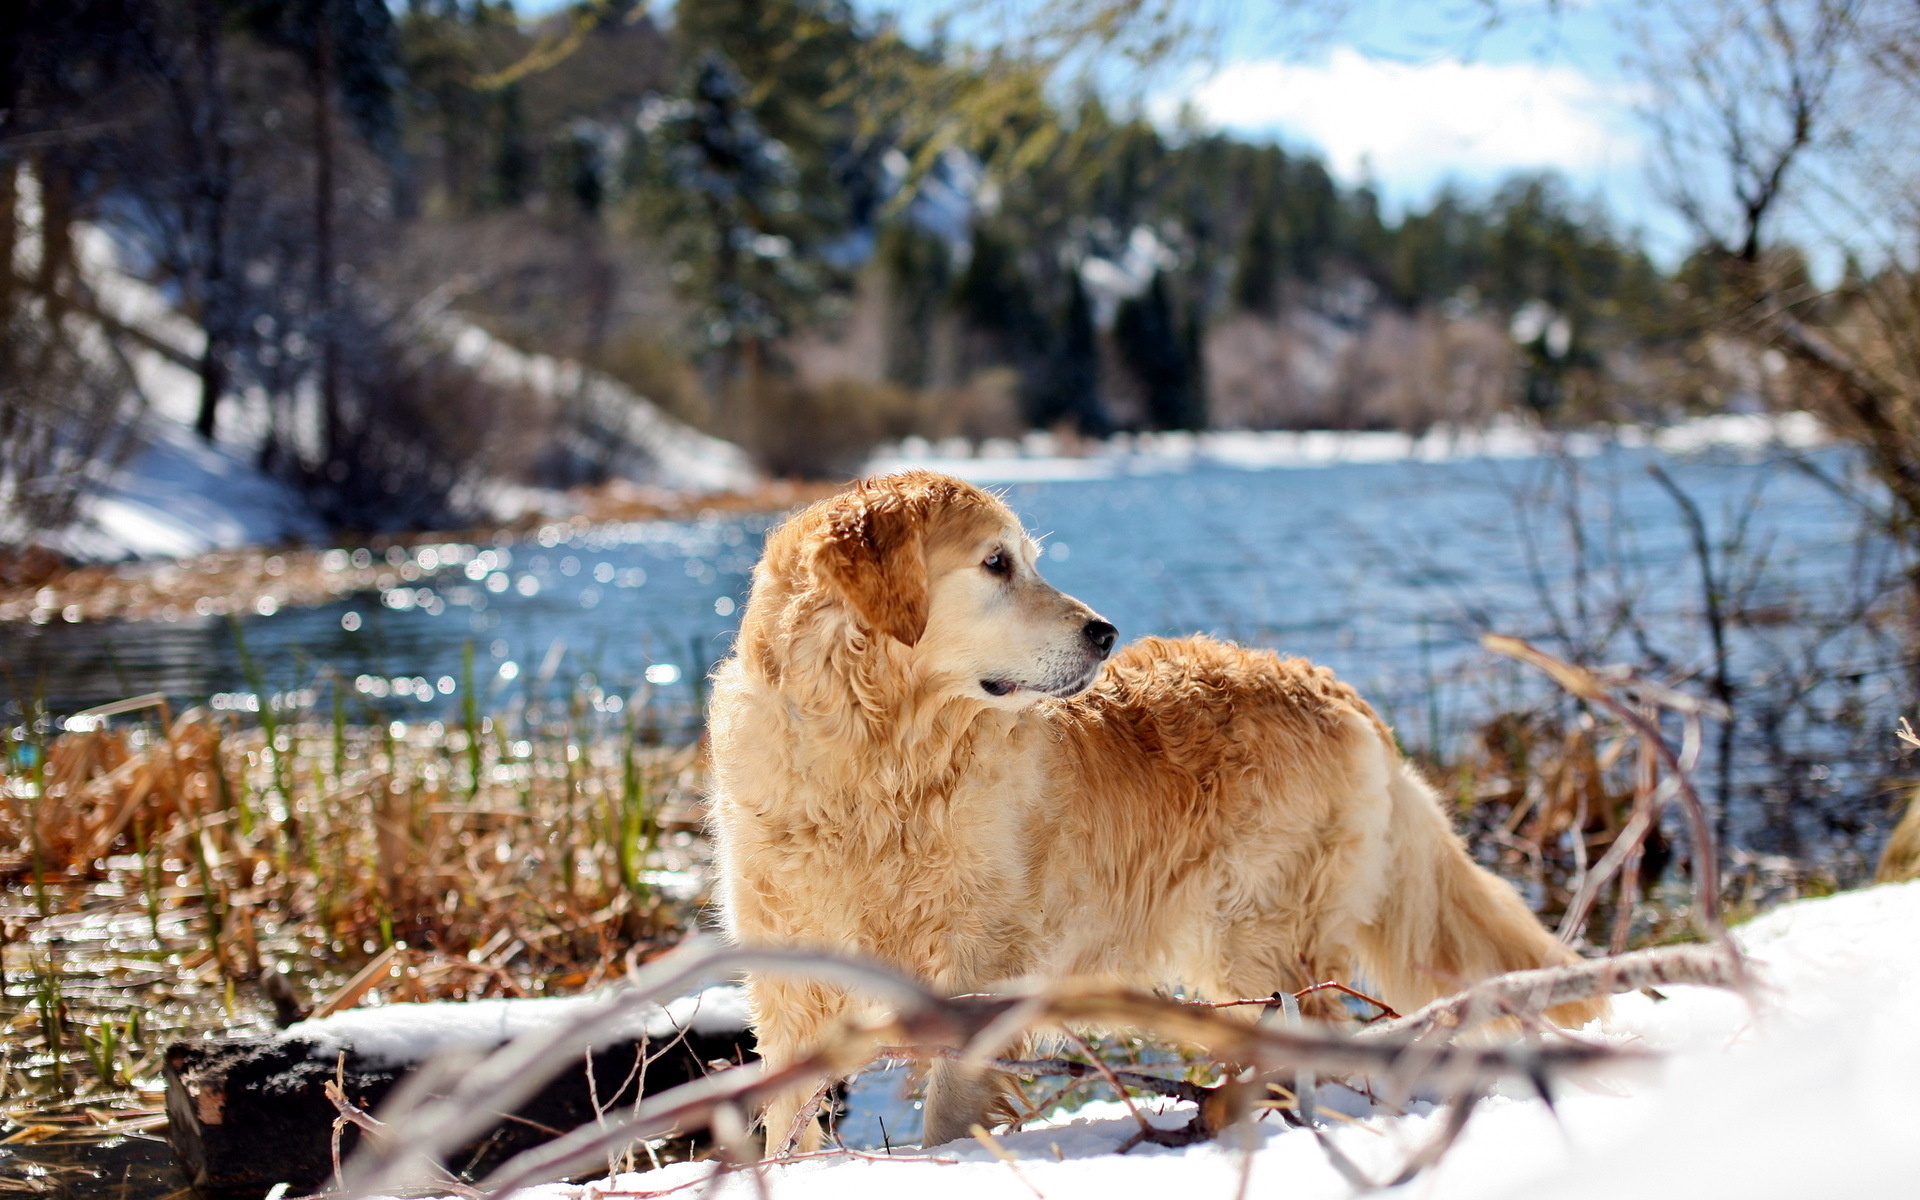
[1641,0,1857,266]
[1638,0,1920,706]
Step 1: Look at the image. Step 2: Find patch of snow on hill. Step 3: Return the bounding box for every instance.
[434,314,755,496]
[53,414,329,561]
[23,223,757,561]
[43,225,325,560]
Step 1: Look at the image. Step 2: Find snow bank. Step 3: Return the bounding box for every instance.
[31,225,328,560]
[516,882,1919,1200]
[22,222,758,562]
[282,985,749,1069]
[436,315,756,497]
[867,411,1831,485]
[50,413,330,561]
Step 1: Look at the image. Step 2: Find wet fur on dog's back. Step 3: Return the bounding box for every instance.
[707,472,1602,1150]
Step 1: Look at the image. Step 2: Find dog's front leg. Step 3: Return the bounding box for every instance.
[745,973,850,1157]
[921,1055,1007,1148]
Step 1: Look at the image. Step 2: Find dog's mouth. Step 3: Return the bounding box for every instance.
[980,668,1100,700]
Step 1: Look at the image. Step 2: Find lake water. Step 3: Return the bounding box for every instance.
[2,443,1903,855]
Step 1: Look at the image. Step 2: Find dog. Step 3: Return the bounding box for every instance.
[706,471,1603,1150]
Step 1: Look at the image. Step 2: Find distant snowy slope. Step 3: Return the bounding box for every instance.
[25,224,757,562]
[436,315,755,496]
[868,412,1830,485]
[519,882,1919,1200]
[45,225,326,560]
[54,414,329,561]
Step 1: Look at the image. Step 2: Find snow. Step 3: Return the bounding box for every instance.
[14,223,328,560]
[52,413,330,561]
[502,882,1920,1200]
[23,208,1834,563]
[282,985,750,1069]
[14,215,757,562]
[433,313,755,497]
[867,411,1831,485]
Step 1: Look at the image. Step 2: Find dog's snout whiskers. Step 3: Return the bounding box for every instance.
[1083,619,1117,658]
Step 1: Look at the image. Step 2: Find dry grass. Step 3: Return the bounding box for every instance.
[0,691,710,1135]
[1436,694,1848,948]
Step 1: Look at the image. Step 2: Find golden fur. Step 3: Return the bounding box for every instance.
[1877,789,1920,883]
[706,471,1602,1150]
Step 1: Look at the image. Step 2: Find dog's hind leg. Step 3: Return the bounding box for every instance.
[1353,761,1606,1027]
[1192,917,1356,1023]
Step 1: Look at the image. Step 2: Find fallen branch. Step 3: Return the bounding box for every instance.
[1366,945,1748,1041]
[1194,981,1399,1021]
[875,1048,1212,1107]
[1311,1081,1483,1192]
[321,919,1785,1200]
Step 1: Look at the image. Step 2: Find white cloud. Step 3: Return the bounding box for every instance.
[1169,48,1643,200]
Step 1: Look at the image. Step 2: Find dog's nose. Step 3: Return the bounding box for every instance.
[1083,619,1117,658]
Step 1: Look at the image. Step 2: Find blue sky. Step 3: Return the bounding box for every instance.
[516,0,1675,246]
[1153,3,1652,208]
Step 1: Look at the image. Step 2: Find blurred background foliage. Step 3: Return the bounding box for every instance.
[3,0,1755,526]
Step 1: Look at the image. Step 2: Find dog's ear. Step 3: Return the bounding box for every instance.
[817,497,928,647]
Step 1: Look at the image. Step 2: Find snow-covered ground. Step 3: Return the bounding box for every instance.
[516,882,1918,1200]
[866,411,1830,485]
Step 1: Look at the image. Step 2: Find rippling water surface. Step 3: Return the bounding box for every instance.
[1,445,1888,757]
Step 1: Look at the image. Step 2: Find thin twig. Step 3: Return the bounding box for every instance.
[1367,944,1746,1041]
[1062,1029,1156,1151]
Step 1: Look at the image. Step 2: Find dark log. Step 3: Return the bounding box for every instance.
[165,1005,755,1198]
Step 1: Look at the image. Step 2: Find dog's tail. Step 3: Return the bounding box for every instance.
[1354,758,1607,1028]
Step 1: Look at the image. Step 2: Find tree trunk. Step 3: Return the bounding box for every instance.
[165,1013,755,1198]
[312,5,342,470]
[31,155,74,312]
[0,166,17,323]
[192,0,231,443]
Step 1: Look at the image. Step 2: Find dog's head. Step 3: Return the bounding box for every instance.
[743,471,1115,708]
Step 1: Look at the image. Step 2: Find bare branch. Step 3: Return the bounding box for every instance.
[1366,945,1748,1041]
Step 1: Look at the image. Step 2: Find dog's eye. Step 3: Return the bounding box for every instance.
[983,550,1011,577]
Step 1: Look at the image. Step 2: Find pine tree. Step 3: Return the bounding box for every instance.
[1117,273,1199,429]
[233,0,399,465]
[1031,272,1105,433]
[638,52,813,430]
[1232,199,1281,316]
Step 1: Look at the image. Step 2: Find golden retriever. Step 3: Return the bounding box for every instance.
[707,471,1601,1150]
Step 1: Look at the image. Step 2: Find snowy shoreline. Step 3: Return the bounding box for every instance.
[867,411,1829,485]
[4,410,1832,625]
